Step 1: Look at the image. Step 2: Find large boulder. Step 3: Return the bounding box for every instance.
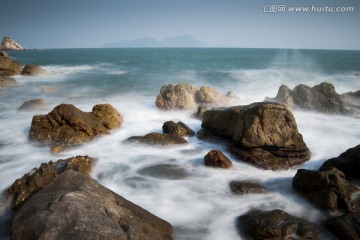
[18,99,46,111]
[325,212,360,240]
[0,76,17,89]
[204,150,232,168]
[267,82,352,115]
[6,156,95,210]
[21,64,46,75]
[292,168,355,212]
[155,83,237,110]
[125,132,188,146]
[201,102,310,170]
[29,103,123,151]
[0,50,21,76]
[10,170,173,240]
[320,145,360,179]
[237,209,322,240]
[162,121,195,137]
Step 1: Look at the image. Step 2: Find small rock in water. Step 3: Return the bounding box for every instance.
[21,64,45,76]
[229,181,266,194]
[138,164,190,180]
[162,120,195,137]
[18,99,46,111]
[125,132,188,145]
[0,76,16,89]
[40,85,58,93]
[204,150,232,168]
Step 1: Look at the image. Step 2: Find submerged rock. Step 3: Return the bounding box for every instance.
[237,209,322,240]
[0,50,21,76]
[125,132,188,145]
[29,103,123,151]
[18,99,46,111]
[204,150,232,168]
[10,171,174,240]
[21,64,45,75]
[0,76,16,89]
[325,212,360,240]
[162,121,195,137]
[6,155,95,210]
[229,181,266,194]
[201,102,310,170]
[0,37,26,51]
[138,164,190,180]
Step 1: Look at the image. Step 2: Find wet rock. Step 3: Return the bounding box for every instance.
[196,129,225,142]
[237,209,322,240]
[201,102,310,170]
[0,50,21,76]
[162,121,195,137]
[229,181,266,194]
[0,76,16,89]
[29,103,123,150]
[267,82,352,115]
[6,155,95,210]
[320,145,360,179]
[125,132,187,145]
[325,212,360,240]
[292,168,355,212]
[195,105,208,119]
[21,64,45,75]
[10,171,173,240]
[204,150,232,168]
[138,164,189,180]
[18,99,46,111]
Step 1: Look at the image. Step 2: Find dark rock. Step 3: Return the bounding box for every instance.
[325,212,360,240]
[21,64,45,75]
[5,156,95,210]
[125,132,187,145]
[162,121,195,137]
[320,145,360,180]
[201,102,310,170]
[196,129,225,142]
[204,150,232,168]
[0,51,21,76]
[292,168,355,212]
[10,171,173,240]
[230,181,266,194]
[0,76,16,89]
[18,99,46,111]
[237,209,322,240]
[138,164,190,180]
[29,103,123,151]
[195,105,208,119]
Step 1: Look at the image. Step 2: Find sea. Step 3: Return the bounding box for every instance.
[0,48,360,239]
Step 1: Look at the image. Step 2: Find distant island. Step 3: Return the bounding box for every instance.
[0,36,27,51]
[102,34,206,48]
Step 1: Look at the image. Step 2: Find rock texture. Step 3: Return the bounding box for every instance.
[237,209,322,240]
[125,132,188,146]
[162,121,195,137]
[325,212,360,240]
[267,82,352,115]
[21,64,45,75]
[6,155,95,210]
[155,83,238,110]
[18,99,46,111]
[10,171,173,240]
[320,145,360,179]
[0,50,21,76]
[229,181,266,194]
[204,150,232,168]
[201,102,310,170]
[29,104,123,150]
[0,76,16,89]
[0,37,26,51]
[292,168,355,212]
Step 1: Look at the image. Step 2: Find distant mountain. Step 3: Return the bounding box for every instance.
[102,35,206,48]
[0,36,27,50]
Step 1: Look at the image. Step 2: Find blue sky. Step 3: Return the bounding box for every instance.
[1,0,359,49]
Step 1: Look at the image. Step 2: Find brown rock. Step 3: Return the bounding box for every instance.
[0,51,21,76]
[229,181,266,194]
[18,99,46,111]
[21,64,45,75]
[0,76,16,89]
[204,150,232,168]
[125,132,188,146]
[325,212,360,240]
[40,85,58,93]
[162,121,195,137]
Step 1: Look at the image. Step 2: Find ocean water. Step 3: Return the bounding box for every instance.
[0,48,360,239]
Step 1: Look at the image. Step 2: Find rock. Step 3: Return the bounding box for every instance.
[195,105,208,119]
[29,103,123,150]
[10,171,173,240]
[292,168,355,212]
[325,212,360,240]
[155,83,238,110]
[40,85,58,93]
[21,64,45,75]
[0,76,16,89]
[201,102,310,170]
[5,156,95,210]
[18,99,46,111]
[0,51,21,76]
[138,164,190,180]
[196,129,225,142]
[204,150,232,168]
[0,37,26,51]
[162,121,195,137]
[229,181,266,194]
[237,209,322,240]
[320,145,360,180]
[125,132,188,146]
[267,82,352,115]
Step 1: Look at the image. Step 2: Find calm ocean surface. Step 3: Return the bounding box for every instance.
[1,48,360,239]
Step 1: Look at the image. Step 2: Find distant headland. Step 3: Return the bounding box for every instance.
[0,36,27,51]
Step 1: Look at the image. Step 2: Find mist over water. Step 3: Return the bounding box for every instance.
[1,48,360,239]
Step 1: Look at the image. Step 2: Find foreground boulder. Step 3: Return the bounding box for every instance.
[237,209,322,239]
[0,50,21,76]
[21,64,46,75]
[125,132,187,145]
[10,171,173,240]
[162,121,195,137]
[6,156,95,210]
[29,103,123,151]
[292,168,355,212]
[204,150,232,168]
[18,99,46,111]
[325,212,360,240]
[0,76,16,89]
[266,82,352,115]
[320,145,360,179]
[201,102,310,170]
[155,83,238,110]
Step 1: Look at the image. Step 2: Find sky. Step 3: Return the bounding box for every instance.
[0,0,359,50]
